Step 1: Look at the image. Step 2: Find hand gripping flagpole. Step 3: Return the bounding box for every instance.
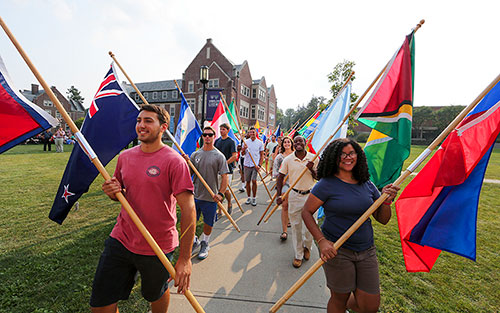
[0,16,205,313]
[219,92,273,199]
[262,70,356,224]
[270,71,499,313]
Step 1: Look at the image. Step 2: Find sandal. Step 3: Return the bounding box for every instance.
[287,222,291,228]
[280,232,288,241]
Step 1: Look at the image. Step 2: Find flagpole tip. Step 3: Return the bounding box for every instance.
[108,51,114,57]
[418,19,425,27]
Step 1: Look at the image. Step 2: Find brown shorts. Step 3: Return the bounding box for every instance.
[322,245,380,294]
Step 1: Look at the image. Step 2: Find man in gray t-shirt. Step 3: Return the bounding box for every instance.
[188,126,229,260]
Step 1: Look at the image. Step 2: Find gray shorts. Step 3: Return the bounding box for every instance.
[244,166,258,181]
[322,245,380,294]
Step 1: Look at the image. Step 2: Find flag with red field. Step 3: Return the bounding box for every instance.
[0,54,58,153]
[395,80,500,272]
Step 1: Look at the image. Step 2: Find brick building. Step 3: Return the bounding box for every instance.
[21,84,86,133]
[123,80,182,133]
[181,38,278,130]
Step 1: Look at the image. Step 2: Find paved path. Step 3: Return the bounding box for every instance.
[168,176,329,313]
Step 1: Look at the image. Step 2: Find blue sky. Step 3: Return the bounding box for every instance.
[1,0,499,110]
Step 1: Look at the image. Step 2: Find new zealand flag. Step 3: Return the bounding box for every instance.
[49,63,139,224]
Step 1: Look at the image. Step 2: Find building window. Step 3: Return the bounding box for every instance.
[55,111,61,119]
[251,105,256,119]
[135,93,140,101]
[258,88,266,102]
[198,95,203,114]
[252,88,257,98]
[144,92,149,100]
[208,79,219,88]
[45,109,52,116]
[152,92,158,100]
[188,81,194,93]
[172,90,178,99]
[170,104,175,118]
[187,98,195,112]
[240,85,250,98]
[162,91,167,99]
[240,100,249,119]
[258,106,266,121]
[43,100,53,107]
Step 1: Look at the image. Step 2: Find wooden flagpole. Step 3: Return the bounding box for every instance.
[263,70,356,223]
[0,16,205,313]
[270,71,499,313]
[285,120,300,135]
[109,52,240,233]
[228,185,244,214]
[219,92,273,199]
[295,109,319,133]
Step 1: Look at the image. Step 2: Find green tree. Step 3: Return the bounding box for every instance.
[66,86,85,103]
[412,106,433,138]
[432,105,465,133]
[74,117,85,129]
[327,60,359,135]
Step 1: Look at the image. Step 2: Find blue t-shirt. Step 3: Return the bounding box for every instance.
[311,176,380,252]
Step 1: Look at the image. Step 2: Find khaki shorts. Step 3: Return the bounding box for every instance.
[322,245,380,294]
[244,166,258,181]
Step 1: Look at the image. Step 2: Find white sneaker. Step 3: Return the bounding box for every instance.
[198,241,209,259]
[251,198,257,206]
[192,236,200,254]
[245,198,252,205]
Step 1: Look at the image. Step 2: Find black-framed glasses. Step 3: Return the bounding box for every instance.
[202,133,214,137]
[340,152,357,159]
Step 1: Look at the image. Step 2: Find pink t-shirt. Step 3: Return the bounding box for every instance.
[110,145,194,255]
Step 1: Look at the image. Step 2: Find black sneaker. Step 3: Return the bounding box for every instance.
[227,206,232,215]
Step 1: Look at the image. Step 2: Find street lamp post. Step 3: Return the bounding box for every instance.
[199,65,209,128]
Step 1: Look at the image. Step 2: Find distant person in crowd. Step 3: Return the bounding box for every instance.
[214,123,237,215]
[54,127,65,152]
[187,125,229,260]
[237,143,245,192]
[272,136,294,241]
[41,129,53,151]
[302,138,400,313]
[241,127,264,206]
[276,135,318,268]
[266,135,279,176]
[94,104,196,313]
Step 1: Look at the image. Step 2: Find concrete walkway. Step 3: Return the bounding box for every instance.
[168,176,329,313]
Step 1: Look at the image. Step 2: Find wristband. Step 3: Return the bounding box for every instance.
[383,201,392,206]
[218,191,224,198]
[317,237,326,244]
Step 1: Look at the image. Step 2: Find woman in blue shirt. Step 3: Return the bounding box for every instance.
[302,138,399,313]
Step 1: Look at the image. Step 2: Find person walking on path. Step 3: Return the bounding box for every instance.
[241,127,264,206]
[276,135,318,268]
[54,126,65,152]
[41,129,53,151]
[272,136,294,241]
[187,125,229,260]
[302,138,400,313]
[94,104,196,313]
[266,135,279,176]
[214,123,237,215]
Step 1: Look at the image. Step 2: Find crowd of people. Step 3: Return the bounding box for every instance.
[90,104,400,313]
[36,126,75,152]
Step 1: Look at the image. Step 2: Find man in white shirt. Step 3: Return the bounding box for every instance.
[241,127,264,206]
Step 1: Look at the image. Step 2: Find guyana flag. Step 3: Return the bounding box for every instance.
[355,31,415,188]
[226,99,240,135]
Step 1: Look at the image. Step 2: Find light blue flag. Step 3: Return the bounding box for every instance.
[174,89,202,156]
[310,83,351,152]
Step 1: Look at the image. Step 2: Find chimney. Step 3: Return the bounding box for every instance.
[206,38,212,44]
[31,84,39,94]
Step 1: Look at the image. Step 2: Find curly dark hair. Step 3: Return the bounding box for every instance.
[317,138,370,183]
[279,136,294,154]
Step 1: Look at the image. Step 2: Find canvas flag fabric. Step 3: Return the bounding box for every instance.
[0,55,58,153]
[211,99,239,145]
[226,99,240,134]
[310,83,351,152]
[395,80,500,272]
[49,63,139,224]
[274,124,281,138]
[298,110,320,135]
[355,31,415,189]
[174,88,202,157]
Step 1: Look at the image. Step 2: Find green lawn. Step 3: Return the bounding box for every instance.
[0,144,498,312]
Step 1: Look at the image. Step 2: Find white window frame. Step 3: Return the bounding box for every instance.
[172,90,178,99]
[240,100,249,119]
[208,79,219,88]
[186,98,195,112]
[152,92,158,100]
[43,100,53,107]
[188,81,194,93]
[135,93,140,101]
[162,91,167,99]
[144,92,149,100]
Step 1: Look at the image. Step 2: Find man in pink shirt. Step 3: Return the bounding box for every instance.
[91,105,196,313]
